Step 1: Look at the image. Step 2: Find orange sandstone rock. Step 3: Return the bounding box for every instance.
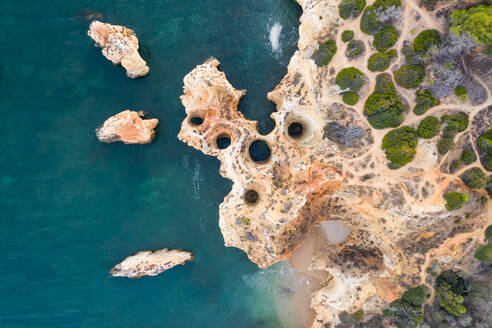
[96,110,158,144]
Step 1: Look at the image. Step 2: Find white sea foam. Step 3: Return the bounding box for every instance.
[269,22,283,54]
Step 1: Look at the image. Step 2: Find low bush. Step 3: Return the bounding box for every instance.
[312,40,337,66]
[444,192,469,210]
[454,85,468,102]
[339,0,366,19]
[474,244,492,262]
[383,284,429,328]
[381,126,418,168]
[401,285,431,307]
[367,49,397,72]
[441,113,469,132]
[335,67,367,91]
[477,128,492,156]
[417,116,440,139]
[438,137,454,155]
[341,30,354,42]
[460,167,488,189]
[342,91,360,105]
[373,24,398,52]
[346,40,365,59]
[413,89,439,115]
[364,73,403,129]
[360,6,381,35]
[442,125,458,138]
[460,149,477,165]
[394,64,426,89]
[413,29,441,54]
[435,271,468,317]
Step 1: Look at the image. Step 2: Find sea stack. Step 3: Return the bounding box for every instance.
[111,249,194,278]
[88,20,149,78]
[96,110,158,144]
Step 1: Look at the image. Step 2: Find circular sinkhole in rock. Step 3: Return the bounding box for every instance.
[287,122,305,139]
[189,116,204,126]
[244,190,259,204]
[249,140,271,163]
[216,134,231,150]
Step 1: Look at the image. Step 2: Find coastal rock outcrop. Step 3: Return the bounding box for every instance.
[111,249,193,278]
[96,110,158,144]
[178,0,491,327]
[88,21,149,78]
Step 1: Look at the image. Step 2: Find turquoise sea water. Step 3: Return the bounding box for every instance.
[0,1,301,327]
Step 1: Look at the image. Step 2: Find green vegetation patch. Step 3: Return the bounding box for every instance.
[381,127,418,169]
[341,30,354,42]
[364,73,404,129]
[312,40,337,66]
[444,192,469,211]
[367,50,396,72]
[474,244,492,262]
[413,89,439,115]
[438,137,454,155]
[435,271,468,316]
[335,67,367,91]
[339,0,366,20]
[346,40,365,59]
[373,24,398,52]
[441,113,469,132]
[478,128,492,155]
[394,64,425,89]
[451,5,492,52]
[486,225,492,240]
[460,167,488,189]
[383,285,429,328]
[454,85,468,102]
[417,116,440,139]
[342,91,360,105]
[460,149,477,165]
[360,6,380,35]
[413,29,441,54]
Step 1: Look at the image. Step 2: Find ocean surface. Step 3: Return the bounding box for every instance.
[0,1,302,327]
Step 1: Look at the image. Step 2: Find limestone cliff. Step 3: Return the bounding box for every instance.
[88,21,149,78]
[178,0,491,327]
[96,110,158,144]
[111,249,193,278]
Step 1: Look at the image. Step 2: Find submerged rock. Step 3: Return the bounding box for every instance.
[96,110,158,144]
[88,21,149,78]
[111,249,193,278]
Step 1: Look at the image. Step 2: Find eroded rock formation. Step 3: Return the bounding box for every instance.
[178,0,491,327]
[111,249,193,278]
[96,110,158,144]
[88,21,149,78]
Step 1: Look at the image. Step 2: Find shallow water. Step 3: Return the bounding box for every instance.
[0,1,301,327]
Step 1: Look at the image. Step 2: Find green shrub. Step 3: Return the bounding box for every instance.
[444,192,469,210]
[435,271,468,317]
[394,64,425,89]
[360,6,381,35]
[451,5,492,52]
[339,0,366,19]
[373,0,401,7]
[401,285,431,307]
[373,24,398,52]
[438,137,454,155]
[367,49,397,72]
[443,125,458,138]
[346,40,365,58]
[335,67,367,91]
[486,225,492,240]
[364,74,403,129]
[312,40,337,66]
[450,159,462,174]
[417,116,440,139]
[413,89,439,115]
[353,309,364,321]
[381,127,418,168]
[422,0,438,10]
[454,85,468,102]
[460,167,488,189]
[342,91,360,105]
[474,244,492,262]
[477,128,492,156]
[413,29,441,53]
[441,113,469,132]
[460,149,477,165]
[341,30,354,42]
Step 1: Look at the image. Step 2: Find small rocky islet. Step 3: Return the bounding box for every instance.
[89,1,491,326]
